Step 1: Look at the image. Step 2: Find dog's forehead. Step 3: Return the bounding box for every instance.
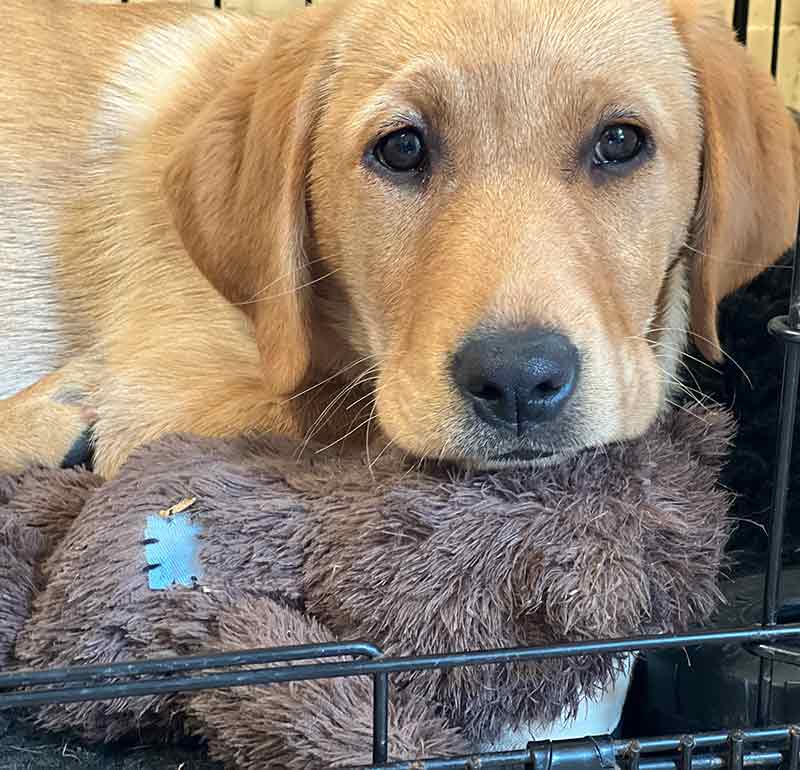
[336,0,684,82]
[330,0,695,139]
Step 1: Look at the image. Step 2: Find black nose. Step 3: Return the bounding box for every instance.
[452,328,579,431]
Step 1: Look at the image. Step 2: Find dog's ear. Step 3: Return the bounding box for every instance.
[162,8,334,396]
[672,1,800,361]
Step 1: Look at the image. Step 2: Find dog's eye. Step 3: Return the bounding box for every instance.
[374,128,427,173]
[593,124,643,165]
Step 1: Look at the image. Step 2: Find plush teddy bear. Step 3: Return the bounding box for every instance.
[0,404,734,769]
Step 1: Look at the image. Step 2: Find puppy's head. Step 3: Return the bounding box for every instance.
[164,0,799,466]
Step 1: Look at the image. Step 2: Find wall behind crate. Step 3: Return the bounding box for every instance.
[718,0,800,108]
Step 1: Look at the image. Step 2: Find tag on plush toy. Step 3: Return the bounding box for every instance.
[158,497,197,518]
[143,499,203,590]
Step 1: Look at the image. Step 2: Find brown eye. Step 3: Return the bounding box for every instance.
[593,124,644,165]
[374,128,427,172]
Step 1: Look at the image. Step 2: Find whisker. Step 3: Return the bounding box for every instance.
[283,354,377,404]
[626,333,723,376]
[646,325,753,388]
[367,407,443,474]
[368,433,399,473]
[346,381,387,411]
[242,255,331,302]
[675,359,722,407]
[347,385,383,424]
[365,400,380,479]
[298,365,380,456]
[367,416,419,473]
[234,268,341,307]
[651,339,723,376]
[315,413,379,454]
[665,397,711,426]
[682,242,791,271]
[659,368,707,410]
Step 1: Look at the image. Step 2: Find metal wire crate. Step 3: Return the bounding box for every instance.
[1,1,799,768]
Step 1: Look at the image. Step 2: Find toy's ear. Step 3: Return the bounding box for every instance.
[672,1,800,361]
[163,8,334,396]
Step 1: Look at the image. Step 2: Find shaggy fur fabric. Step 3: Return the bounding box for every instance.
[0,470,102,663]
[0,405,734,768]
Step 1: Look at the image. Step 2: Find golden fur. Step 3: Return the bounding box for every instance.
[0,0,798,477]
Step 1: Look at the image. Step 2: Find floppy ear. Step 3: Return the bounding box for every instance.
[673,1,800,361]
[162,8,334,396]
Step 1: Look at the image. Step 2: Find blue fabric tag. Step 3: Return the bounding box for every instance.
[143,512,203,590]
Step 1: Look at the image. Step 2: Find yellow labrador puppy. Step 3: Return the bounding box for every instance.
[0,0,798,477]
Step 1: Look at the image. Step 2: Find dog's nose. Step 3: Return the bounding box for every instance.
[452,329,579,431]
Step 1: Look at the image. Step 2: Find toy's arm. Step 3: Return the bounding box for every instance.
[0,467,103,666]
[182,595,468,769]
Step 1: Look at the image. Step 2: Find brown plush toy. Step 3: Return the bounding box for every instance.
[0,405,734,769]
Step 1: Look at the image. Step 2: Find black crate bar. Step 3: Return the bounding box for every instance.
[3,625,800,709]
[758,211,800,725]
[0,641,382,690]
[355,726,800,770]
[732,0,785,74]
[771,0,782,75]
[755,0,798,718]
[733,0,750,44]
[4,624,800,766]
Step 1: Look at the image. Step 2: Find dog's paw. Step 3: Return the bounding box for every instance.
[60,425,95,470]
[0,386,97,474]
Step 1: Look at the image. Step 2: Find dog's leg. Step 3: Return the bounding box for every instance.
[0,364,97,474]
